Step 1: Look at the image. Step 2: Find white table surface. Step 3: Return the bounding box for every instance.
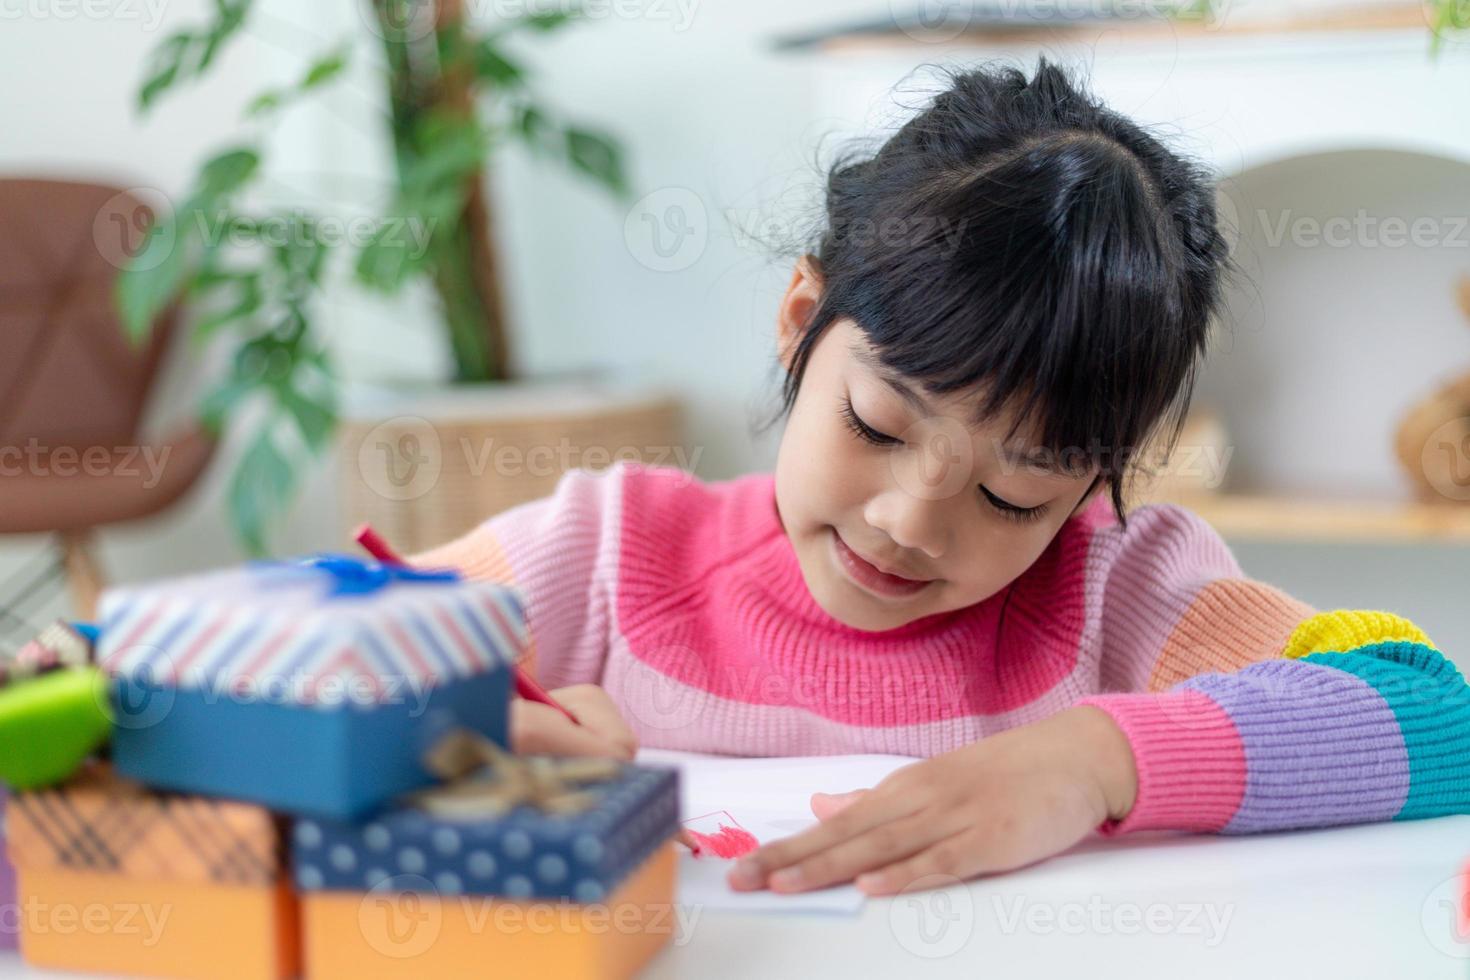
[647,815,1470,979]
[2,753,1466,980]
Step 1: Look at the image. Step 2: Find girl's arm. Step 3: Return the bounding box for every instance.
[1077,504,1470,834]
[409,461,628,690]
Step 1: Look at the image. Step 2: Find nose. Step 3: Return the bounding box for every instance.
[863,487,950,561]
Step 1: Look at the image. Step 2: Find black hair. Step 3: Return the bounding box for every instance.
[763,58,1233,527]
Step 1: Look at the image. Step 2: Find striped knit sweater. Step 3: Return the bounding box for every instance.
[412,460,1470,835]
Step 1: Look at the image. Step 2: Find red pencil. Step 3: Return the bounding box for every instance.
[351,522,582,727]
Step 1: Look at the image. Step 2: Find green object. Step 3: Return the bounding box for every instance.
[0,668,112,790]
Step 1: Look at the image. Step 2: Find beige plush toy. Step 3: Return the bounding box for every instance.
[1394,277,1470,504]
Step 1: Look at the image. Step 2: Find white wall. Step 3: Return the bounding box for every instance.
[3,3,1469,669]
[0,0,871,628]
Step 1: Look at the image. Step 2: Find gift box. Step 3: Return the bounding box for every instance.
[0,792,16,952]
[293,734,681,979]
[102,555,524,820]
[5,765,298,979]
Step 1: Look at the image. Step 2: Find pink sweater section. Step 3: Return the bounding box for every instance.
[412,461,1312,758]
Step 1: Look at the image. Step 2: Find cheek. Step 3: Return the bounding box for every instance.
[783,406,870,508]
[944,521,1056,599]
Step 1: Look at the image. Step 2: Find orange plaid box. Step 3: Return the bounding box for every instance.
[5,764,299,980]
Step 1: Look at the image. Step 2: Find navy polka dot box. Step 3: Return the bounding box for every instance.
[292,744,682,978]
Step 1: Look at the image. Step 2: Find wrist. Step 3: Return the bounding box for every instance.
[1060,705,1139,823]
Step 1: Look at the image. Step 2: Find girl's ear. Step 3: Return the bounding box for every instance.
[777,254,823,372]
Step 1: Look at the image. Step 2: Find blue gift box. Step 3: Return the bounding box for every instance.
[101,555,524,821]
[291,761,680,903]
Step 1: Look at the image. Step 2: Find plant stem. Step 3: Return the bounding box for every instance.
[369,0,512,383]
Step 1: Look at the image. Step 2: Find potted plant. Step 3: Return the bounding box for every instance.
[119,0,682,555]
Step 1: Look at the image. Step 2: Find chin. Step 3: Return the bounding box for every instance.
[809,575,931,633]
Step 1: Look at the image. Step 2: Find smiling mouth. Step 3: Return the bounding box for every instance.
[829,528,935,599]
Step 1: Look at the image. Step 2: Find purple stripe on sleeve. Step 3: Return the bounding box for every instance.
[1182,658,1409,832]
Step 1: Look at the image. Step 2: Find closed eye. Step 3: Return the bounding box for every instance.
[840,396,899,447]
[980,485,1048,523]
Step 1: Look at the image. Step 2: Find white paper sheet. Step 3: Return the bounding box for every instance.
[634,749,921,914]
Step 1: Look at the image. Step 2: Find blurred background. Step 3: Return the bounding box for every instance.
[3,0,1470,668]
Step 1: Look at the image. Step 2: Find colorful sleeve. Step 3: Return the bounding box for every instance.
[1076,504,1470,835]
[407,462,629,689]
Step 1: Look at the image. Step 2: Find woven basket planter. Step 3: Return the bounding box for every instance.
[340,380,684,554]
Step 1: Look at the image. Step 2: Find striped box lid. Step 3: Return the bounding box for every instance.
[97,557,527,706]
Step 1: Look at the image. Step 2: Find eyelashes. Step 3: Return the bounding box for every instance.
[839,395,1049,525]
[981,485,1049,524]
[840,396,898,447]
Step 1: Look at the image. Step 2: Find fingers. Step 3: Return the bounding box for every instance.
[547,683,640,758]
[727,783,923,891]
[510,699,635,760]
[763,808,953,893]
[854,831,988,896]
[810,789,867,821]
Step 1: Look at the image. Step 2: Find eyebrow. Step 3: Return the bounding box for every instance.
[850,341,1081,477]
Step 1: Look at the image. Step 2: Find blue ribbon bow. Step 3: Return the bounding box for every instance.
[251,553,460,597]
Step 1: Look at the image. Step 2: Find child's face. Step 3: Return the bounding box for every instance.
[773,260,1103,632]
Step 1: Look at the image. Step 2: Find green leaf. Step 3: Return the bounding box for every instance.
[565,127,627,197]
[198,148,260,199]
[277,384,336,451]
[514,103,548,145]
[200,378,256,435]
[356,222,426,292]
[400,114,487,196]
[227,423,294,557]
[192,271,263,340]
[115,214,193,344]
[137,0,254,113]
[245,91,282,116]
[245,44,349,118]
[519,11,576,31]
[139,34,191,112]
[301,48,348,89]
[474,40,525,87]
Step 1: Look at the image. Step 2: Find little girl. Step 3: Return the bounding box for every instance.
[413,60,1470,897]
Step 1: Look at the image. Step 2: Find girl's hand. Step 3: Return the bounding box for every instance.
[726,706,1138,896]
[509,682,638,761]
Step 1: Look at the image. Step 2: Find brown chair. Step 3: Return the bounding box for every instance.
[0,179,215,625]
